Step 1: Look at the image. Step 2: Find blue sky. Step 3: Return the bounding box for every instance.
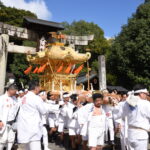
[2,0,145,38]
[45,0,144,37]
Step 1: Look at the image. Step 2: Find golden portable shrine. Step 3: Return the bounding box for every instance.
[27,42,90,91]
[23,17,92,92]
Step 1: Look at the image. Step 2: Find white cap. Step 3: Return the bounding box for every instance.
[18,90,24,94]
[9,79,15,84]
[25,89,28,92]
[134,89,149,94]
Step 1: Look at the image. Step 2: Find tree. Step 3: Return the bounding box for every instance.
[62,20,110,71]
[145,0,150,3]
[9,53,38,88]
[0,2,36,26]
[107,2,150,89]
[0,2,38,88]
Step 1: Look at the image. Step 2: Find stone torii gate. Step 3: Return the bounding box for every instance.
[0,17,95,94]
[0,23,37,94]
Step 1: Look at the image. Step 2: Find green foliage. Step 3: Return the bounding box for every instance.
[23,40,37,47]
[107,2,150,89]
[9,54,38,87]
[62,20,110,72]
[106,73,117,86]
[0,1,4,8]
[145,0,150,3]
[0,2,37,27]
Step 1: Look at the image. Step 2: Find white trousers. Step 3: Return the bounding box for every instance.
[42,126,49,150]
[24,141,41,150]
[48,118,55,128]
[0,125,15,150]
[88,127,104,147]
[120,134,128,150]
[128,139,148,150]
[106,118,114,141]
[0,143,13,150]
[69,127,80,136]
[58,122,64,133]
[120,130,128,150]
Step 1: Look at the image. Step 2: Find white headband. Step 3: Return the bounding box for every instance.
[19,90,24,94]
[134,89,148,94]
[127,91,134,95]
[63,94,70,98]
[39,91,46,96]
[25,89,28,92]
[86,93,92,98]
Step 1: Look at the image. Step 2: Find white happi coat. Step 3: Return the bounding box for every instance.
[42,100,59,125]
[17,96,23,105]
[0,93,18,144]
[66,103,79,129]
[77,103,94,126]
[77,103,93,136]
[103,104,114,141]
[17,91,47,143]
[58,101,73,126]
[47,100,59,127]
[0,93,18,134]
[114,101,128,150]
[88,107,106,147]
[103,104,113,119]
[114,97,150,141]
[78,103,106,137]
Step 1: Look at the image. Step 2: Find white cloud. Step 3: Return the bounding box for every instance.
[105,36,113,40]
[1,0,52,20]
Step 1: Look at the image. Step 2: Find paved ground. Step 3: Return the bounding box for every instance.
[49,143,65,150]
[48,143,150,150]
[16,142,150,150]
[16,133,150,150]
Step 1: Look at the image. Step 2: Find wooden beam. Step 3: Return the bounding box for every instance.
[0,22,38,41]
[8,44,36,54]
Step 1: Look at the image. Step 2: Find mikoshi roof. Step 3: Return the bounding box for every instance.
[23,16,64,32]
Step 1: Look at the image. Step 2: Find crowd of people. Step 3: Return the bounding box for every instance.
[0,80,150,150]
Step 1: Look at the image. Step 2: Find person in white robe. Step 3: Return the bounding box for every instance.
[77,93,93,150]
[87,93,106,150]
[39,91,51,150]
[17,90,24,103]
[67,94,80,150]
[39,90,59,150]
[17,81,47,150]
[114,93,128,150]
[114,84,150,150]
[114,101,128,150]
[103,96,115,145]
[57,92,71,147]
[47,91,59,143]
[0,83,18,150]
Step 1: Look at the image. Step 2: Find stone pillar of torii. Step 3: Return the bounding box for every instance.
[0,22,36,94]
[0,22,106,95]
